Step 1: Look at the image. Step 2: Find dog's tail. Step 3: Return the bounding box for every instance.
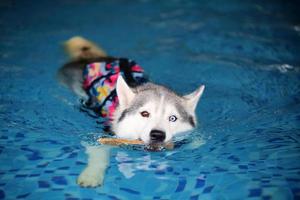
[63,36,107,60]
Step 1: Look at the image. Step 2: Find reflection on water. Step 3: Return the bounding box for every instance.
[0,0,299,199]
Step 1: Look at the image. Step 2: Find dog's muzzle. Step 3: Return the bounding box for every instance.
[150,129,166,143]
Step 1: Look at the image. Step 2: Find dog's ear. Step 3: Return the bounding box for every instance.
[116,75,136,108]
[183,85,205,111]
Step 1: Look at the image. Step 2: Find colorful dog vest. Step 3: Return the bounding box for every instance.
[82,58,148,120]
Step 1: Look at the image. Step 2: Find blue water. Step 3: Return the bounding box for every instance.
[1,0,300,199]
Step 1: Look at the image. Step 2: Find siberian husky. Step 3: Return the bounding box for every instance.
[57,36,205,187]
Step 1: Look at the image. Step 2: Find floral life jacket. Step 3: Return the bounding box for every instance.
[82,58,148,120]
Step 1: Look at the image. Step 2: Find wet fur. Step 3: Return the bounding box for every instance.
[57,36,204,187]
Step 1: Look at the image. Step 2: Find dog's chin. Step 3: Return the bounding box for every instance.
[145,142,165,152]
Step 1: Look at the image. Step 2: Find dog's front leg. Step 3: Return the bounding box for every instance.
[77,145,111,187]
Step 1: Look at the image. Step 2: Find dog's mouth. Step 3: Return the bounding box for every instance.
[145,143,165,151]
[145,141,174,151]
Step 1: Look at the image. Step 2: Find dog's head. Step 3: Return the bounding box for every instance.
[112,76,205,145]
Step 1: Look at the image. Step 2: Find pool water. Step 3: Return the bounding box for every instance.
[1,0,300,199]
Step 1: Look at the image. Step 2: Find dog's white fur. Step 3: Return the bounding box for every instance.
[112,77,205,144]
[59,36,205,187]
[77,145,110,187]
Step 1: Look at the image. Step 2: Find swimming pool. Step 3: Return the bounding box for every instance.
[0,0,299,199]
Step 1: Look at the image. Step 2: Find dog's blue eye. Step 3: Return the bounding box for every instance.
[169,115,177,122]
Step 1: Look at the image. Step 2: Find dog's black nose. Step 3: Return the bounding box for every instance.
[150,129,166,143]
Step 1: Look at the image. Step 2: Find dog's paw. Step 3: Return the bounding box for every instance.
[77,168,104,187]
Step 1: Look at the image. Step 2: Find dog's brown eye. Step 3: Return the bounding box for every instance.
[140,111,150,118]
